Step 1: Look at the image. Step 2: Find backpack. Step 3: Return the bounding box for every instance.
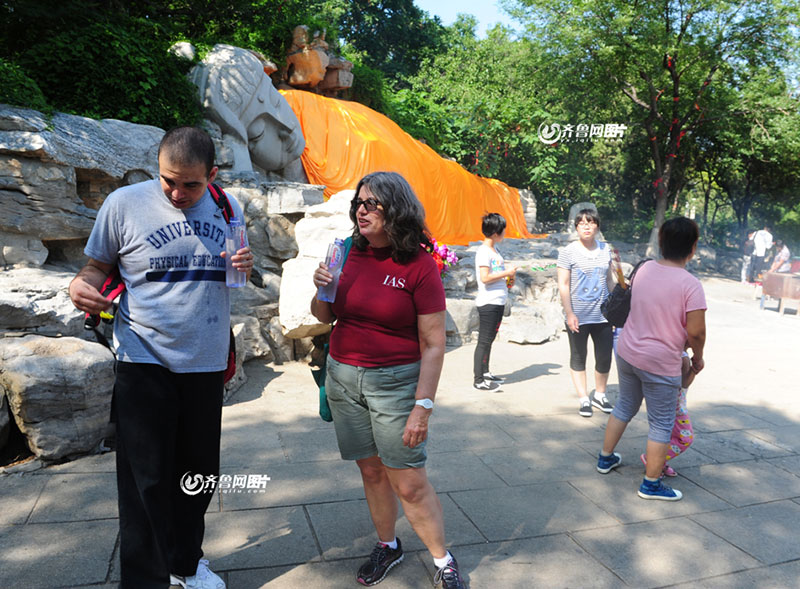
[84,183,237,383]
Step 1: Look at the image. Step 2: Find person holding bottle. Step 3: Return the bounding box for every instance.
[310,172,466,588]
[69,126,253,588]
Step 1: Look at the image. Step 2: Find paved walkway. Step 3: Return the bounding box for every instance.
[1,276,799,588]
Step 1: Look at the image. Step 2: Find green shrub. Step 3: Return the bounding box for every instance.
[19,18,201,130]
[0,58,50,113]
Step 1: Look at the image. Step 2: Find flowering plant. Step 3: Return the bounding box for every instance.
[423,238,458,278]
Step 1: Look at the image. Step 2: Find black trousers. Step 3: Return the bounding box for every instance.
[749,255,765,282]
[474,304,505,383]
[566,321,613,373]
[114,362,224,589]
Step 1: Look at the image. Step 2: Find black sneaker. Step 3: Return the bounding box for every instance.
[590,393,613,413]
[433,555,466,588]
[473,380,502,392]
[357,539,404,586]
[482,372,505,382]
[579,400,593,417]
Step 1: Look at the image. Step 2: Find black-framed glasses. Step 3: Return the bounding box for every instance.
[351,197,382,212]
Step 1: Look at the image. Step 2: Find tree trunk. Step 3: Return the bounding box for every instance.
[646,187,668,257]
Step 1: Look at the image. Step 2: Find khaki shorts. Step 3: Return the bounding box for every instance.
[325,355,426,469]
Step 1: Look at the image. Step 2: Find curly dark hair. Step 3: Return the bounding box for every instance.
[350,172,432,264]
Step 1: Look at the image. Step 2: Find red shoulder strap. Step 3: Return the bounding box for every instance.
[208,183,234,223]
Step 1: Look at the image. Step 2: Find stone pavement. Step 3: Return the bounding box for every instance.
[1,276,799,588]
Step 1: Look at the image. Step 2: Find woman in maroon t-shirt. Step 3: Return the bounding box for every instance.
[311,172,466,588]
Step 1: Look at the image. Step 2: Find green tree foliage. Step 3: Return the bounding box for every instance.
[2,1,200,128]
[505,0,799,244]
[0,58,50,113]
[337,0,446,83]
[120,0,344,65]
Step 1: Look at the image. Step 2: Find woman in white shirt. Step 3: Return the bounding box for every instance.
[473,213,517,391]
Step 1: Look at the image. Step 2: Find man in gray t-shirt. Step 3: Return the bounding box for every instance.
[69,127,253,589]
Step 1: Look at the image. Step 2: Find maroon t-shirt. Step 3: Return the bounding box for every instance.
[330,245,446,367]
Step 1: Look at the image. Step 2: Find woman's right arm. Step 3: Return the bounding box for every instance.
[479,265,516,285]
[557,267,579,333]
[310,262,335,323]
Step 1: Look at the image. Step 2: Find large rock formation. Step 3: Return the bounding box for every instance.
[0,102,324,463]
[0,105,163,266]
[0,335,114,461]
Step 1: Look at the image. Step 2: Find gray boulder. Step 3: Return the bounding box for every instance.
[445,298,479,345]
[0,267,85,337]
[0,230,49,267]
[0,105,163,244]
[499,303,564,345]
[0,334,114,461]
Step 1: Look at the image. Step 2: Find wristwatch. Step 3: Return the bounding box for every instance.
[415,398,434,410]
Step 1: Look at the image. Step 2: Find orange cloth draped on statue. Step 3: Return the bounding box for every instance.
[281,90,532,245]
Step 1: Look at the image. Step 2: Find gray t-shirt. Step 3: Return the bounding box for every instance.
[85,179,244,372]
[557,240,611,325]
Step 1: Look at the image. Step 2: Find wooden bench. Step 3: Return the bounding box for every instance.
[761,272,800,316]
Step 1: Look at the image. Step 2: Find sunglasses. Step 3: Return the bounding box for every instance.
[351,197,383,212]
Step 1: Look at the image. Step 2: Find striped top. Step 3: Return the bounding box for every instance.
[557,240,611,325]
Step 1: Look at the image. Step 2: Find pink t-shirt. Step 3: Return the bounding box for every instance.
[617,261,706,376]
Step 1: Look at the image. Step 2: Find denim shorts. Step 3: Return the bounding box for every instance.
[325,355,426,469]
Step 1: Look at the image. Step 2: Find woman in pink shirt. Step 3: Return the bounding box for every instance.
[595,217,707,501]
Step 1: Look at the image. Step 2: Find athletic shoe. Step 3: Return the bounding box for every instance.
[639,453,677,477]
[357,539,404,586]
[638,478,683,501]
[579,400,593,417]
[170,559,225,589]
[596,452,622,473]
[590,393,613,413]
[433,555,466,589]
[483,372,505,382]
[473,380,502,392]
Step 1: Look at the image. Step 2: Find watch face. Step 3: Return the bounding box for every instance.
[416,399,434,409]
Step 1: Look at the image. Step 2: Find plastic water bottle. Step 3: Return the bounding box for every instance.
[225,218,248,288]
[317,238,346,302]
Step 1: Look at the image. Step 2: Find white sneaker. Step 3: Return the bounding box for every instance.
[171,559,225,589]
